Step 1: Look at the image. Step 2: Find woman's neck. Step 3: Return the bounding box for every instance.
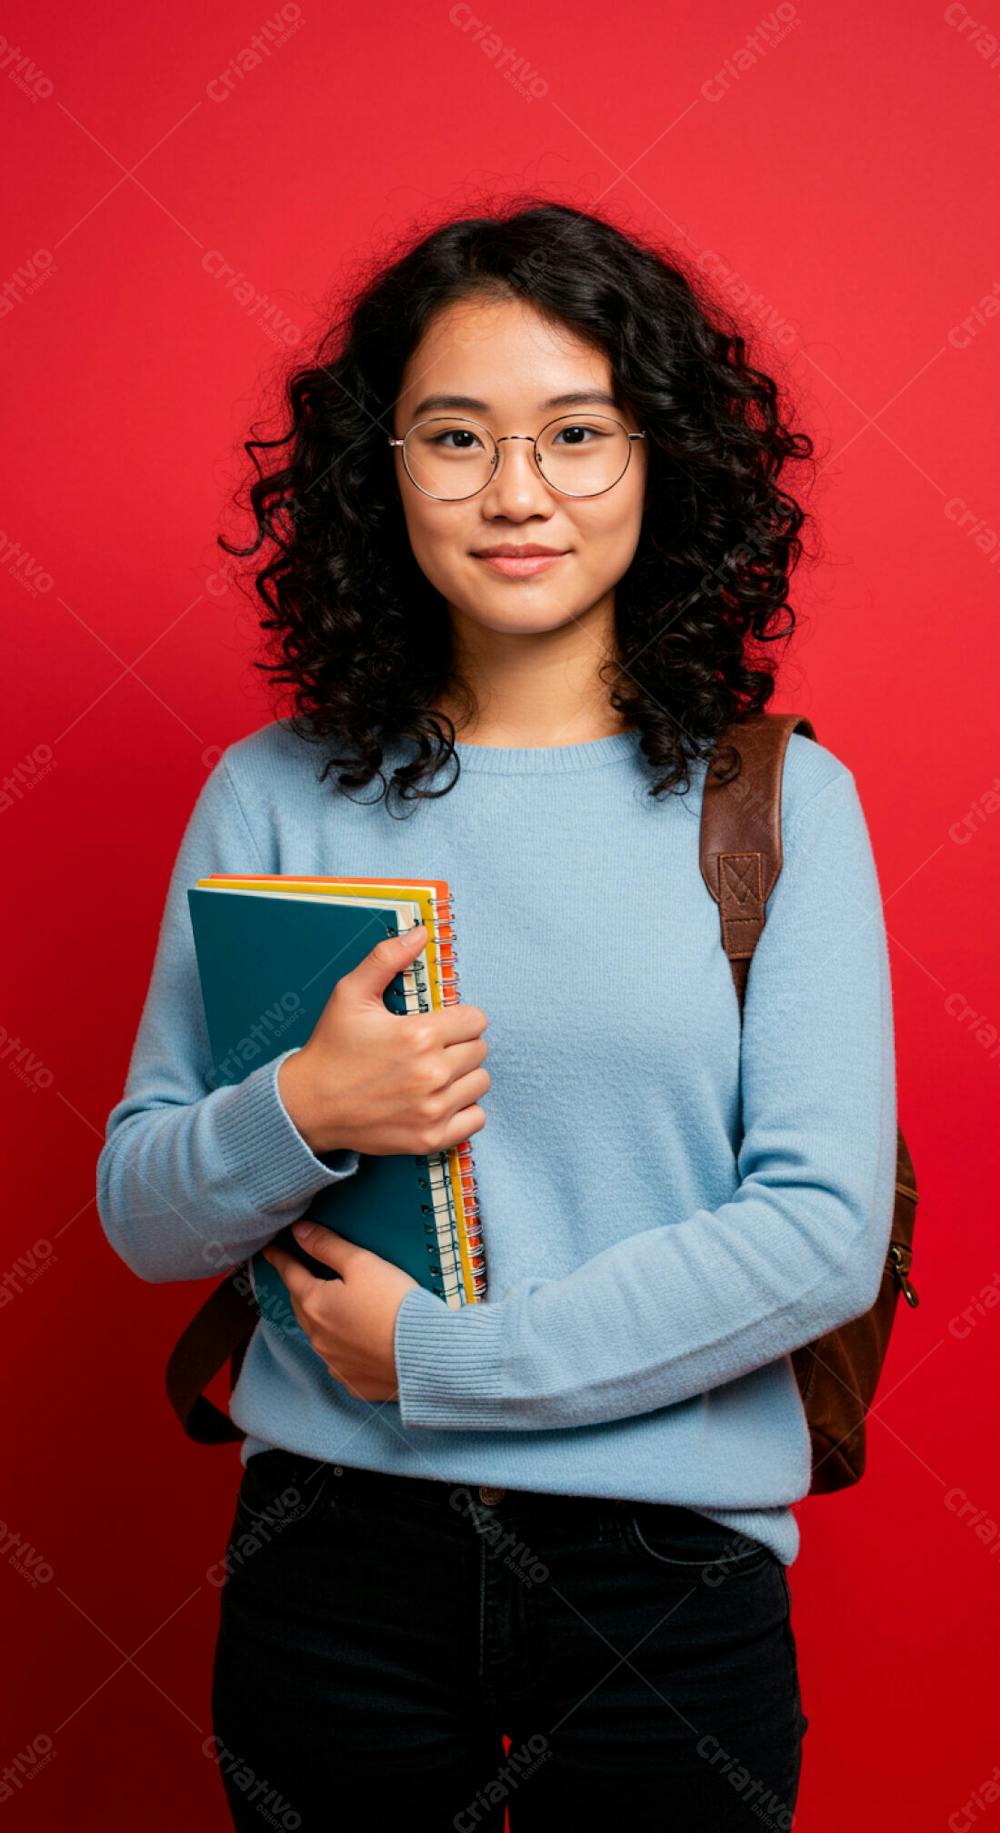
[433,704,637,748]
[434,594,634,748]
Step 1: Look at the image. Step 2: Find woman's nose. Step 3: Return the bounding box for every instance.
[478,437,554,514]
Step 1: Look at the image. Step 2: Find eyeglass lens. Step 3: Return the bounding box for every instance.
[402,415,633,499]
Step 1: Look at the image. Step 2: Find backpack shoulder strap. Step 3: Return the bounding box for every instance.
[165,1266,257,1444]
[699,711,817,1012]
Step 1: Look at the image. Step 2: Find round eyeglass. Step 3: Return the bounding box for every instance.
[388,413,646,502]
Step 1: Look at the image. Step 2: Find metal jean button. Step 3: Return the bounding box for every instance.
[477,1485,505,1505]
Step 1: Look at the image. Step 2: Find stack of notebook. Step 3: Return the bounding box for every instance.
[186,874,487,1336]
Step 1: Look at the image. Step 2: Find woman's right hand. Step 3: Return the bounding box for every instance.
[277,922,490,1158]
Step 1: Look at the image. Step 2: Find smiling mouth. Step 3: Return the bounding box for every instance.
[472,551,569,577]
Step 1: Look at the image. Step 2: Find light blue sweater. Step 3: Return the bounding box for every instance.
[96,718,897,1567]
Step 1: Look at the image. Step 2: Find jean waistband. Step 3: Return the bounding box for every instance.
[246,1446,705,1527]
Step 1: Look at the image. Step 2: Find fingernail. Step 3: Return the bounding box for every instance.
[292,1220,315,1241]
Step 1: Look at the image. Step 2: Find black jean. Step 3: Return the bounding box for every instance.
[210,1448,809,1831]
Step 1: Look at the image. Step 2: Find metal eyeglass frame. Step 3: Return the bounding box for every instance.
[387,413,646,501]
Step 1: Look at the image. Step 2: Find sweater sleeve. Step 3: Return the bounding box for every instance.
[392,767,898,1431]
[96,755,360,1284]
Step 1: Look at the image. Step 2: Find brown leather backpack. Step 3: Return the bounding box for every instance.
[167,709,920,1491]
[701,711,919,1492]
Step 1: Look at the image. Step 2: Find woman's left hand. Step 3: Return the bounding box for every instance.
[261,1220,420,1401]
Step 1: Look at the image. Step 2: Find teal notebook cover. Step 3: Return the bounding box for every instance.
[187,886,449,1339]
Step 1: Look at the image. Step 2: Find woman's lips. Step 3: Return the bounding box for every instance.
[473,552,568,577]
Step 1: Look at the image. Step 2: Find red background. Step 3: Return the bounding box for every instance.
[4,0,999,1825]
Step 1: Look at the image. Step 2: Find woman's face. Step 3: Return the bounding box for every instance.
[390,295,647,639]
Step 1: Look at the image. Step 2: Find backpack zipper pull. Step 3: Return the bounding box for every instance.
[889,1242,919,1307]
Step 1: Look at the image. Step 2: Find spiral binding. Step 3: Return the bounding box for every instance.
[385,896,485,1305]
[423,888,487,1304]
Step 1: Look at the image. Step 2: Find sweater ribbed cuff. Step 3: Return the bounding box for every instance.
[214,1048,360,1214]
[393,1284,515,1430]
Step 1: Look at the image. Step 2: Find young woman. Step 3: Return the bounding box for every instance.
[97,200,896,1829]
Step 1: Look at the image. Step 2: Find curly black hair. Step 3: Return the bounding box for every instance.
[219,195,816,813]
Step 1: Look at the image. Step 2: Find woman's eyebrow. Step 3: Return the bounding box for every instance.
[410,389,619,415]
